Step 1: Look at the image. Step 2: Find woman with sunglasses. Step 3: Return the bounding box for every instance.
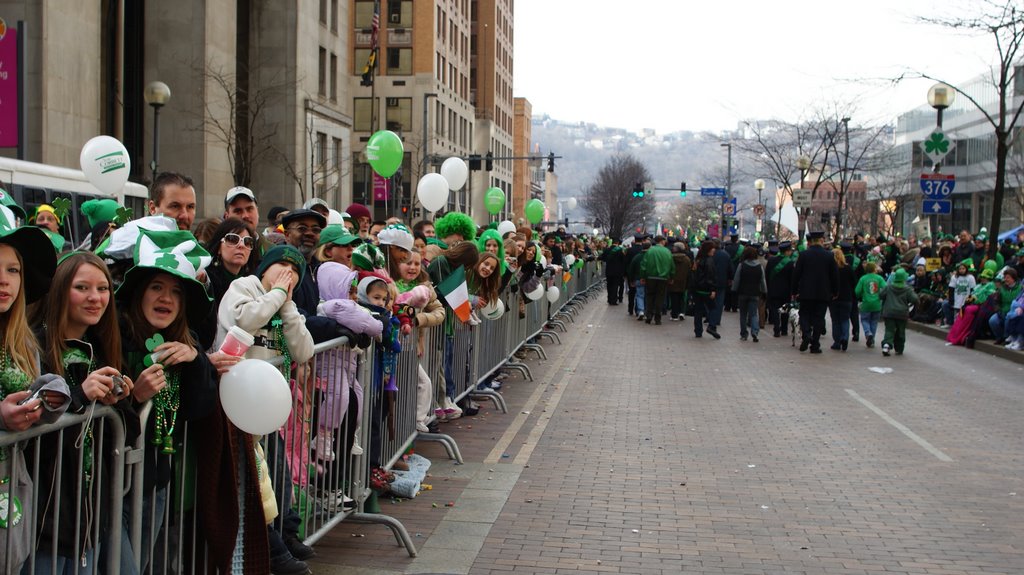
[198,218,259,350]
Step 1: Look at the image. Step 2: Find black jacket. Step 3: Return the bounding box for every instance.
[600,246,627,278]
[690,256,717,294]
[765,254,795,299]
[792,245,839,301]
[712,249,732,288]
[835,265,857,302]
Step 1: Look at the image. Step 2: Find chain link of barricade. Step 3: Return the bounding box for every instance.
[2,260,604,572]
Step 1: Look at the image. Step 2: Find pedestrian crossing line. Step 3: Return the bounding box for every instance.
[483,302,600,465]
[845,388,954,462]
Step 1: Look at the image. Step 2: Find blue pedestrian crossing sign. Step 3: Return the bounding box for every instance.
[923,199,951,215]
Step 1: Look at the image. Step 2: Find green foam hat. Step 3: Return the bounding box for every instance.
[116,229,213,324]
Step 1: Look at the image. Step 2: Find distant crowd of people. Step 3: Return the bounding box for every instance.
[599,227,1024,356]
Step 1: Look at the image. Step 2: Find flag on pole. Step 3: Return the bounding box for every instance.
[360,1,379,86]
[436,265,472,323]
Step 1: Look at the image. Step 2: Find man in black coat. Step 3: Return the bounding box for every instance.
[710,239,733,332]
[765,241,796,337]
[624,235,645,316]
[600,238,627,305]
[722,234,741,312]
[791,231,839,353]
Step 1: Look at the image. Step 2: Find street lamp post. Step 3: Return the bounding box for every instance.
[839,116,850,239]
[793,154,811,238]
[927,83,955,236]
[143,81,171,182]
[721,142,732,238]
[754,178,765,239]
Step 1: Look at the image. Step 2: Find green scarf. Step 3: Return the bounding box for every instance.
[770,254,796,278]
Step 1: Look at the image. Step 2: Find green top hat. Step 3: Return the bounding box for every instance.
[0,205,56,303]
[317,224,362,248]
[116,229,213,324]
[351,242,386,271]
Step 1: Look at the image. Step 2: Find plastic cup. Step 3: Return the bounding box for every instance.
[219,326,255,357]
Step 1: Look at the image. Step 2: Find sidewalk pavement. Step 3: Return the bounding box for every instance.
[905,319,1024,365]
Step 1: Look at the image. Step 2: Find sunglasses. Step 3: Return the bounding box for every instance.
[222,233,255,249]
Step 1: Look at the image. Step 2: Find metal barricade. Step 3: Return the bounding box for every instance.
[0,406,127,574]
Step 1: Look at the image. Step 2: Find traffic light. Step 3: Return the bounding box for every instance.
[547,152,555,172]
[468,154,481,171]
[680,182,687,198]
[632,182,644,198]
[485,151,494,171]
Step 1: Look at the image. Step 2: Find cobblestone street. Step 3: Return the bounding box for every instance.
[312,293,1024,575]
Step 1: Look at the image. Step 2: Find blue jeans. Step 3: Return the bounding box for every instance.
[860,310,880,338]
[691,294,712,336]
[119,487,168,575]
[942,300,957,326]
[829,301,852,345]
[738,295,760,338]
[635,284,646,316]
[24,548,97,575]
[989,312,1010,341]
[709,288,726,328]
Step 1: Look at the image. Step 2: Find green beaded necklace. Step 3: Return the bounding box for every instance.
[151,368,180,454]
[270,314,292,372]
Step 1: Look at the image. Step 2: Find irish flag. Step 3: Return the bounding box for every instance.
[436,265,472,323]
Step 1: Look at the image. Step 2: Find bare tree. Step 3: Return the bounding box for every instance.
[196,61,291,187]
[912,0,1024,257]
[581,154,655,240]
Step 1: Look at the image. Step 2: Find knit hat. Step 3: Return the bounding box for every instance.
[434,211,476,243]
[115,229,213,324]
[317,224,361,248]
[377,223,414,252]
[0,205,56,303]
[80,198,121,228]
[356,274,389,304]
[344,203,371,222]
[256,244,307,283]
[892,268,909,286]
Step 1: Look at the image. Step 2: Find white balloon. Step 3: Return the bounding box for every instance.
[417,173,450,212]
[524,283,545,301]
[481,299,504,320]
[80,135,131,195]
[564,254,576,267]
[546,285,560,303]
[440,157,469,190]
[497,220,516,237]
[566,197,578,210]
[219,359,292,435]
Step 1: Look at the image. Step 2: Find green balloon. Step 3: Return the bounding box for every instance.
[366,130,404,178]
[484,187,506,215]
[525,199,545,224]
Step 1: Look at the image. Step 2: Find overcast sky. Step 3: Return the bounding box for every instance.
[513,0,1003,133]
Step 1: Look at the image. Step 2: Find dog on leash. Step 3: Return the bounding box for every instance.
[780,302,802,347]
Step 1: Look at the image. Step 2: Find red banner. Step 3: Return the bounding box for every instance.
[0,20,18,148]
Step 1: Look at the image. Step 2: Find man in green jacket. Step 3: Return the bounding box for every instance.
[640,236,676,325]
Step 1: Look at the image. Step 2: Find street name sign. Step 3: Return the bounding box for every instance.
[700,187,726,197]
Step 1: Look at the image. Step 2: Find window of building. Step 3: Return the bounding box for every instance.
[316,132,328,169]
[330,0,338,32]
[333,137,343,170]
[355,0,374,28]
[354,97,376,132]
[385,97,412,133]
[330,52,338,101]
[320,0,328,25]
[387,48,412,75]
[318,47,327,96]
[387,0,412,28]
